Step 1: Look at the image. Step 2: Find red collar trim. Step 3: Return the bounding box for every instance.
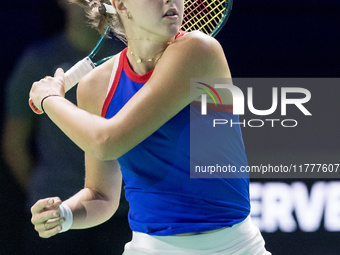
[122,48,154,83]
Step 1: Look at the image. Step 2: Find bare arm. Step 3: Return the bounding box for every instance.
[30,57,123,237]
[31,156,122,238]
[29,32,230,161]
[63,155,122,229]
[66,54,123,229]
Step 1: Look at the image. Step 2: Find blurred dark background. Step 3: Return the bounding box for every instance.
[0,2,65,255]
[1,1,339,254]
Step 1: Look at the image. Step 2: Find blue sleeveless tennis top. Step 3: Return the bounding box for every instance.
[102,45,250,236]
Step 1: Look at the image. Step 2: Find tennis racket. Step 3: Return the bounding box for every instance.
[182,0,232,37]
[29,27,112,114]
[29,0,233,114]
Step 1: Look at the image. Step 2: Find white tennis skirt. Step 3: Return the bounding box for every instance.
[123,216,271,255]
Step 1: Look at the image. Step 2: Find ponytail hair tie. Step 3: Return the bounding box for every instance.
[101,3,117,14]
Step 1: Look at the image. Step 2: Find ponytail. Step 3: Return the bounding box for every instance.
[69,0,127,44]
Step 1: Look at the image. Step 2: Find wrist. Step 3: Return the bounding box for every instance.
[40,95,62,113]
[59,202,73,233]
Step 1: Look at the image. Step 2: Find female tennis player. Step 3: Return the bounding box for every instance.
[30,0,270,254]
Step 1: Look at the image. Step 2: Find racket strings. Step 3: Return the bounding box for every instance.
[182,0,227,35]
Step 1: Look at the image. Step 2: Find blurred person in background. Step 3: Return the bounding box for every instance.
[0,2,63,254]
[2,1,129,254]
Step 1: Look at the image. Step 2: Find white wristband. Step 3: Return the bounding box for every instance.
[59,203,73,233]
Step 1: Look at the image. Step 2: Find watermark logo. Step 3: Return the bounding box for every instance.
[196,82,223,115]
[210,85,312,116]
[192,78,312,128]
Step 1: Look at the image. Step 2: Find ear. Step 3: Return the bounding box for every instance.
[112,0,128,16]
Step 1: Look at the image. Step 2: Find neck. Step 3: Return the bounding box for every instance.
[126,35,175,75]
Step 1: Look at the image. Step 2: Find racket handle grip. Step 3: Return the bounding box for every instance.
[64,56,95,92]
[29,57,96,114]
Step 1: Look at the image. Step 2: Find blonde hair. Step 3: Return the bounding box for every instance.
[69,0,127,44]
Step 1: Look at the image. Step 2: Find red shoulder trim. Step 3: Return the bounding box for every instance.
[175,30,187,39]
[101,49,126,117]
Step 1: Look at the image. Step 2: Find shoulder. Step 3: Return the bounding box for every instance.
[77,53,121,115]
[171,30,223,58]
[181,30,222,47]
[156,31,229,79]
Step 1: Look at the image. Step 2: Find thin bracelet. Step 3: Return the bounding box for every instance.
[40,95,61,113]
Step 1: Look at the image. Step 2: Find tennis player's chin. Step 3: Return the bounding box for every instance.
[163,23,181,37]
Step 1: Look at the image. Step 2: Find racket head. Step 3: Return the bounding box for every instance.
[181,0,233,37]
